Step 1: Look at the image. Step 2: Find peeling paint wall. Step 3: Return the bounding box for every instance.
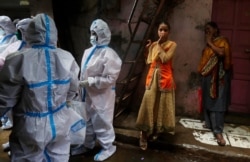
[168,0,212,116]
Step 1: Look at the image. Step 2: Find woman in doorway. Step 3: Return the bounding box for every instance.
[198,21,232,146]
[136,20,177,150]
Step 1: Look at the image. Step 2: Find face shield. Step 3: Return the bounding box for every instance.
[89,19,111,46]
[90,31,97,46]
[0,16,16,35]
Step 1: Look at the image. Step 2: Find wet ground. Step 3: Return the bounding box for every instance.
[0,136,249,162]
[1,113,250,162]
[69,142,250,162]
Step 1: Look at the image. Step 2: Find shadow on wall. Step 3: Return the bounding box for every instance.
[188,72,201,90]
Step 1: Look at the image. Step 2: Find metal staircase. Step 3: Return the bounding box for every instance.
[115,0,167,117]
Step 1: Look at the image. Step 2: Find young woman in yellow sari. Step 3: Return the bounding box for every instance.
[136,21,177,150]
[198,21,232,146]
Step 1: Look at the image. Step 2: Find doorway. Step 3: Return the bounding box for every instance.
[212,0,250,114]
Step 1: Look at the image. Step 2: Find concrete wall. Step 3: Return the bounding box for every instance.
[169,0,212,117]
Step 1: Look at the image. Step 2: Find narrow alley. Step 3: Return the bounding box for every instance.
[1,0,250,162]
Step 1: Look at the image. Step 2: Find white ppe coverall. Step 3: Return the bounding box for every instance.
[0,13,83,162]
[80,19,122,161]
[0,18,32,63]
[1,17,32,151]
[0,16,18,129]
[0,16,18,53]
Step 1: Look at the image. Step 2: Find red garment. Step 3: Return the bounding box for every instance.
[145,41,176,91]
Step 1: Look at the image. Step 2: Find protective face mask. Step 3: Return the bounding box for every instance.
[0,28,5,40]
[90,35,97,46]
[0,28,5,35]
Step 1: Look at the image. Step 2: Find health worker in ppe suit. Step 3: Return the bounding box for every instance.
[0,13,82,162]
[0,18,32,68]
[78,19,122,161]
[0,18,32,62]
[0,16,18,130]
[1,17,32,155]
[0,16,18,53]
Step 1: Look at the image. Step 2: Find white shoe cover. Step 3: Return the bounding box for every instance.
[1,119,13,130]
[1,117,7,123]
[70,144,91,156]
[2,142,10,151]
[94,145,116,161]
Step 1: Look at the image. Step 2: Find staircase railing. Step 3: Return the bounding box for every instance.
[115,0,166,118]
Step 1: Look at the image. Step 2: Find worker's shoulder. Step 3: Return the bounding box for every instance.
[55,48,76,58]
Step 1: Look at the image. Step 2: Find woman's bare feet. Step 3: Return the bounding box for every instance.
[215,133,226,146]
[139,131,148,150]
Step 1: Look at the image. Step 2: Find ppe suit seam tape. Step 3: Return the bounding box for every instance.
[0,34,15,44]
[44,14,50,46]
[25,102,67,117]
